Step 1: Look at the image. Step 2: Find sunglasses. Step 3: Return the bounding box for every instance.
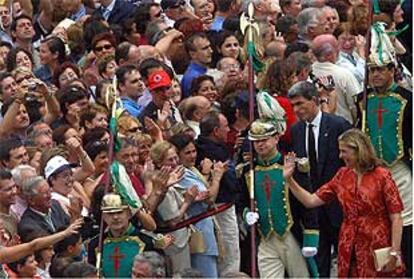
[16,75,33,84]
[95,44,113,52]
[128,127,140,133]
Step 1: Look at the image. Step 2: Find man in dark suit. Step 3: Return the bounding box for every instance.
[288,81,352,277]
[18,176,70,242]
[93,0,136,26]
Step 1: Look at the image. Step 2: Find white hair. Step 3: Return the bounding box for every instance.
[21,176,46,198]
[11,165,37,186]
[297,7,323,37]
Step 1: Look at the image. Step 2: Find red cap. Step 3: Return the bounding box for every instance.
[147,70,172,91]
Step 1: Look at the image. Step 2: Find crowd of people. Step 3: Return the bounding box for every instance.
[0,0,411,277]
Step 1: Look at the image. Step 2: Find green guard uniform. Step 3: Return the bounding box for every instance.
[242,119,320,278]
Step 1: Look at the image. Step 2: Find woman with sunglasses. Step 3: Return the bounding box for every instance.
[83,32,116,87]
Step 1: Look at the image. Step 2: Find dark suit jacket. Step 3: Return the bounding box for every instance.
[18,200,70,241]
[93,0,136,25]
[291,112,352,227]
[196,136,239,204]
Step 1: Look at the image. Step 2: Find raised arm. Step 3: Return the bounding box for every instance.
[0,219,82,263]
[283,152,325,209]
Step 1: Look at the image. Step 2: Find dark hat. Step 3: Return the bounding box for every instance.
[161,0,183,10]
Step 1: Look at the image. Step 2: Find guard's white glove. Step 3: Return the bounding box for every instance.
[302,247,318,257]
[245,212,260,226]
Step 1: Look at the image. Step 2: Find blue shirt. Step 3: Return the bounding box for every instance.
[181,62,207,99]
[34,65,52,85]
[178,169,218,256]
[70,4,87,22]
[120,97,143,118]
[210,16,225,31]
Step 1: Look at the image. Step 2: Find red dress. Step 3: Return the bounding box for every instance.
[315,166,404,277]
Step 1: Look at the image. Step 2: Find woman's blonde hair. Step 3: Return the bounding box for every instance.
[117,115,142,136]
[150,141,174,168]
[12,66,33,79]
[134,133,152,145]
[338,129,383,173]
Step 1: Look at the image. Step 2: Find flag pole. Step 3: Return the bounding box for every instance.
[361,0,374,131]
[96,76,119,276]
[240,2,261,276]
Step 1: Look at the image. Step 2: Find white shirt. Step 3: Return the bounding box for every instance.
[305,110,322,160]
[103,0,116,19]
[51,192,89,217]
[312,61,362,125]
[186,120,200,138]
[336,51,366,85]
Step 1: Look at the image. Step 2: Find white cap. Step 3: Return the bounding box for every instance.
[44,156,74,180]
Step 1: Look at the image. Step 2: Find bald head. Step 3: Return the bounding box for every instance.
[265,41,287,60]
[180,96,211,122]
[311,34,338,63]
[137,45,163,63]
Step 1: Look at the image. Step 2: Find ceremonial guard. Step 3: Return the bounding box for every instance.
[358,22,412,276]
[87,193,164,278]
[241,92,319,278]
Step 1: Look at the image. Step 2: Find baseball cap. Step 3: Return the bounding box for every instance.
[44,155,77,180]
[147,69,172,91]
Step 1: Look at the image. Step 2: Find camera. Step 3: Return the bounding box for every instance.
[27,82,38,92]
[309,72,335,91]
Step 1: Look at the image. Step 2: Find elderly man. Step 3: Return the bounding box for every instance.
[87,193,157,278]
[311,34,362,125]
[217,57,243,84]
[179,96,212,138]
[10,165,37,220]
[196,111,240,275]
[115,42,141,66]
[131,251,166,278]
[18,176,70,241]
[296,7,327,44]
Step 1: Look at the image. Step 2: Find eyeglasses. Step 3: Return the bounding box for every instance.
[55,169,73,181]
[16,75,33,84]
[221,64,240,71]
[128,126,140,133]
[94,44,113,52]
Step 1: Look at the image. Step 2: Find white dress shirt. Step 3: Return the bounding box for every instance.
[305,110,322,160]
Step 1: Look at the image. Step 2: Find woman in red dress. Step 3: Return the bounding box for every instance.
[283,129,404,277]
